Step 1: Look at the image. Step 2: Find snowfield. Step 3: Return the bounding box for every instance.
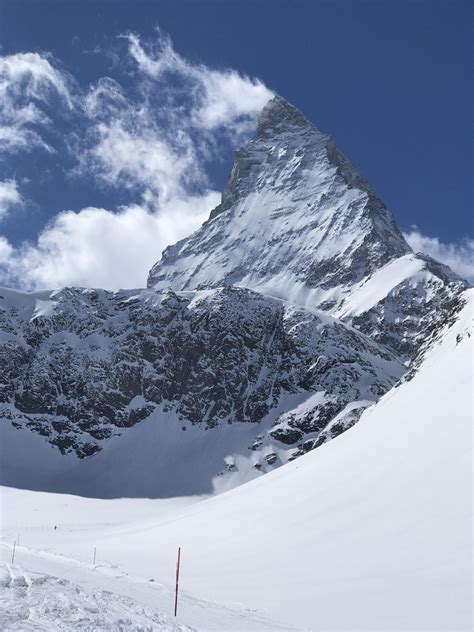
[1,290,472,631]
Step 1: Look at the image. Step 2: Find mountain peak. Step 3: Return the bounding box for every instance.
[147,96,466,360]
[149,95,410,299]
[256,95,316,139]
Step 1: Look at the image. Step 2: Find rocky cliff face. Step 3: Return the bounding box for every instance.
[148,96,467,359]
[0,285,402,464]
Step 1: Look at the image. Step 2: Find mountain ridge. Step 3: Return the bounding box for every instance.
[148,95,467,358]
[0,283,402,483]
[0,95,468,495]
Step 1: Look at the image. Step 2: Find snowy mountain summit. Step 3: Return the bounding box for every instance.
[149,95,467,357]
[0,96,469,496]
[149,95,411,293]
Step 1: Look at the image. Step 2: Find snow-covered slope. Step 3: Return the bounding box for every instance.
[95,289,472,629]
[0,284,402,496]
[2,291,471,630]
[149,95,411,293]
[148,96,467,358]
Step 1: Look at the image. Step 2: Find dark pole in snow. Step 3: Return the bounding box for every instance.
[11,540,16,564]
[174,546,181,617]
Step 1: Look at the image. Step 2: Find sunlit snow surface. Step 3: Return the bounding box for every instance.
[1,290,472,630]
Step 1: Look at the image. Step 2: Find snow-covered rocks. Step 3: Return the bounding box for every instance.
[0,292,471,628]
[148,96,467,358]
[0,284,402,470]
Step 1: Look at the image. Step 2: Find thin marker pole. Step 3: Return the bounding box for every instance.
[174,546,181,617]
[17,534,20,546]
[93,547,96,565]
[11,540,16,564]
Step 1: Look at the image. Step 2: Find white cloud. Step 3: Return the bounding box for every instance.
[0,236,16,287]
[0,32,273,290]
[0,179,23,219]
[1,193,219,290]
[83,77,127,119]
[0,52,74,154]
[127,32,187,77]
[404,228,474,284]
[77,32,273,201]
[0,235,13,259]
[82,114,204,202]
[126,31,273,135]
[195,70,274,133]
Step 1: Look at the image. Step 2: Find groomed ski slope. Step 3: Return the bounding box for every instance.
[1,291,472,630]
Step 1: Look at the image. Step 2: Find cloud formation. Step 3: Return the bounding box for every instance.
[0,52,74,154]
[78,32,273,203]
[0,32,273,289]
[1,36,471,295]
[126,31,271,134]
[0,179,23,219]
[2,194,218,289]
[80,76,206,203]
[404,228,474,284]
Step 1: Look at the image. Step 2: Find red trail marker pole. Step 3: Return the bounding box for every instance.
[174,546,181,617]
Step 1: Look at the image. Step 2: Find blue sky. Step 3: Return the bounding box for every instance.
[0,0,472,289]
